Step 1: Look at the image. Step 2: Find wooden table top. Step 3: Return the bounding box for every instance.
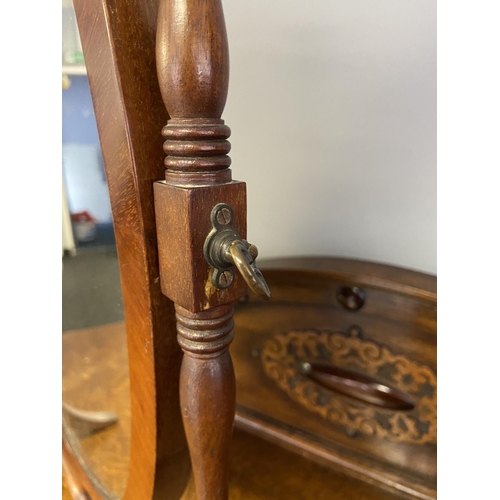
[62,322,402,500]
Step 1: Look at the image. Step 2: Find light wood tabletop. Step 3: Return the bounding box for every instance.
[63,322,402,500]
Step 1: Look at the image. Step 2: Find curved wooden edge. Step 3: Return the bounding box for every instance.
[232,256,437,500]
[69,0,191,498]
[63,403,118,437]
[234,410,435,500]
[257,257,437,302]
[63,419,117,500]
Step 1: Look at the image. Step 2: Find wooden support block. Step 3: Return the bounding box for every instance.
[154,179,247,312]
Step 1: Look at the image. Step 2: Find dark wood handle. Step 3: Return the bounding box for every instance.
[300,363,415,411]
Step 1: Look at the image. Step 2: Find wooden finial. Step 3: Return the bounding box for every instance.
[157,0,232,186]
[156,0,229,119]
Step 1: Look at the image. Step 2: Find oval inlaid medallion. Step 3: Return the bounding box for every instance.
[261,327,436,444]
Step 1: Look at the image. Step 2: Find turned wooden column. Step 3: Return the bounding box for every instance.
[175,304,235,499]
[154,1,249,499]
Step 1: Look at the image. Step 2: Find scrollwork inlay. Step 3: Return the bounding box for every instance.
[261,327,436,445]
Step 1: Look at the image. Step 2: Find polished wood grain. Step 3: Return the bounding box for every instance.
[232,258,437,500]
[63,323,131,498]
[156,0,229,121]
[176,305,236,500]
[153,181,247,311]
[70,0,190,498]
[62,258,435,500]
[154,1,251,498]
[67,0,436,498]
[62,320,406,500]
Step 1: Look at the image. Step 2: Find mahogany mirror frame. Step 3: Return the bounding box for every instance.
[63,0,191,498]
[63,2,437,500]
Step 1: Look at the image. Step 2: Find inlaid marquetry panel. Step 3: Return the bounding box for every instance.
[262,326,436,445]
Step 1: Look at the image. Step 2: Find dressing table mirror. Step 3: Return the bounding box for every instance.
[62,0,436,499]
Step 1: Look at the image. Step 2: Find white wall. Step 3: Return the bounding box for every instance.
[223,0,436,274]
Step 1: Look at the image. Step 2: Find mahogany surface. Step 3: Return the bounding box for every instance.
[232,258,437,500]
[62,318,405,500]
[71,0,190,498]
[67,0,437,497]
[62,256,435,499]
[153,0,257,498]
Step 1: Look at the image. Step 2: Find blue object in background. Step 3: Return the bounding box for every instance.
[62,74,113,227]
[62,75,101,147]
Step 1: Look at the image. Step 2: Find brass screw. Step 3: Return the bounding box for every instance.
[216,207,232,225]
[248,244,258,262]
[218,270,234,287]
